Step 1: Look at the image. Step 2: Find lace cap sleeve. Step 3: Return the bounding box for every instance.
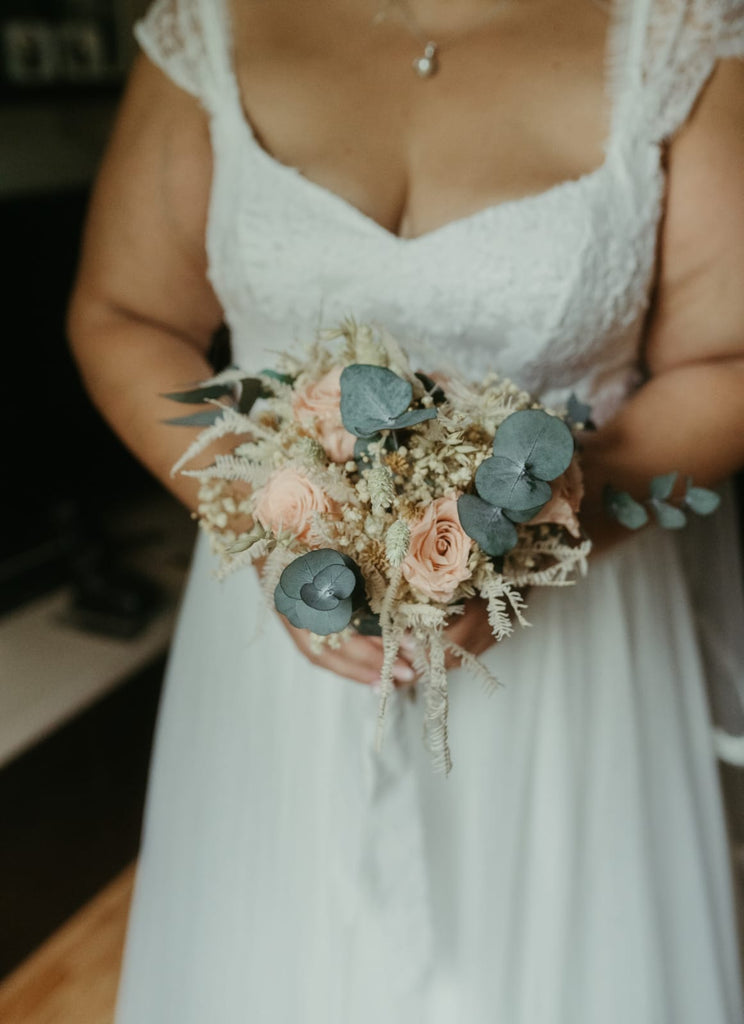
[134,0,227,111]
[718,0,744,54]
[638,0,744,142]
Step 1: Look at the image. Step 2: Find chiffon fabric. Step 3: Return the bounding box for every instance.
[115,0,744,1020]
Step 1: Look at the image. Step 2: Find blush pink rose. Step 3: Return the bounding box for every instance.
[254,466,339,543]
[402,497,473,603]
[528,458,584,538]
[292,367,357,463]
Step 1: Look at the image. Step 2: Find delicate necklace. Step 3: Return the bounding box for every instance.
[373,0,513,78]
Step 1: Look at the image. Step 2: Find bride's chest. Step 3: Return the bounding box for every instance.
[228,0,611,240]
[207,119,664,407]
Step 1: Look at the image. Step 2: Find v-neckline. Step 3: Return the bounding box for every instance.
[217,0,634,246]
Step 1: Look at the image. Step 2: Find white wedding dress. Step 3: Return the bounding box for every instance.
[115,0,744,1021]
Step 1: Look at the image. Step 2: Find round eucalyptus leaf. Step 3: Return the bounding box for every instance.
[603,486,649,530]
[312,562,357,600]
[457,493,519,557]
[278,549,348,600]
[649,471,678,501]
[299,582,340,611]
[652,501,687,530]
[274,580,298,620]
[684,486,720,516]
[340,364,413,437]
[492,409,574,481]
[301,597,354,635]
[475,455,552,513]
[274,579,353,635]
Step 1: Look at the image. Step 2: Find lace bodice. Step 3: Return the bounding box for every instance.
[135,0,744,421]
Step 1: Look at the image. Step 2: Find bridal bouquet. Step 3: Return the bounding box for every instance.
[166,320,591,772]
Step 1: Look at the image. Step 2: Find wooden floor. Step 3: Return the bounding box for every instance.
[1,848,743,1023]
[0,865,135,1024]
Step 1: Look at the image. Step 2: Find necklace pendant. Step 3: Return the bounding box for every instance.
[413,41,438,78]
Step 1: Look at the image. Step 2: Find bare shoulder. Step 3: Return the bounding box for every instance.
[645,57,744,374]
[69,52,223,351]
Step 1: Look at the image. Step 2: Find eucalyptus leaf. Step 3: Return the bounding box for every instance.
[260,369,295,386]
[299,582,340,611]
[340,364,413,437]
[652,501,687,530]
[291,595,354,635]
[162,383,235,404]
[274,557,355,634]
[275,550,362,635]
[492,409,574,481]
[162,409,224,427]
[567,393,595,429]
[502,501,549,524]
[278,549,348,600]
[684,485,721,516]
[307,598,354,635]
[649,471,678,501]
[274,580,298,620]
[312,562,357,601]
[238,378,264,413]
[457,493,519,557]
[475,455,553,513]
[603,486,649,530]
[387,407,438,431]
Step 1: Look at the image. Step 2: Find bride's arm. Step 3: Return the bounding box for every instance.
[578,57,744,555]
[446,58,744,658]
[68,55,224,511]
[68,55,414,688]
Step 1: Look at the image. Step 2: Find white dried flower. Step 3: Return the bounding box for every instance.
[364,515,385,539]
[367,465,396,514]
[293,435,327,466]
[385,519,411,567]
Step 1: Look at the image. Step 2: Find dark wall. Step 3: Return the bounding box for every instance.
[1,189,154,582]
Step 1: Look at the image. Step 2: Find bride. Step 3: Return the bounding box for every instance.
[68,0,744,1020]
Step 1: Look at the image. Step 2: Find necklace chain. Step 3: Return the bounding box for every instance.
[373,0,513,78]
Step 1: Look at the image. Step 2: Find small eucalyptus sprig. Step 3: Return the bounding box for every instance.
[604,471,720,531]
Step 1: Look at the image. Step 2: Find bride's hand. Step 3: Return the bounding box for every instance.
[276,617,418,689]
[441,597,496,669]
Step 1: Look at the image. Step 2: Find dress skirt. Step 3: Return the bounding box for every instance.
[114,522,744,1024]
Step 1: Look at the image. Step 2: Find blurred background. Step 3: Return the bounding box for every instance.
[0,2,196,1020]
[0,3,741,1021]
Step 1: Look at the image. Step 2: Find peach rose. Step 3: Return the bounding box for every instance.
[254,466,339,543]
[528,458,584,538]
[292,367,357,463]
[402,497,473,603]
